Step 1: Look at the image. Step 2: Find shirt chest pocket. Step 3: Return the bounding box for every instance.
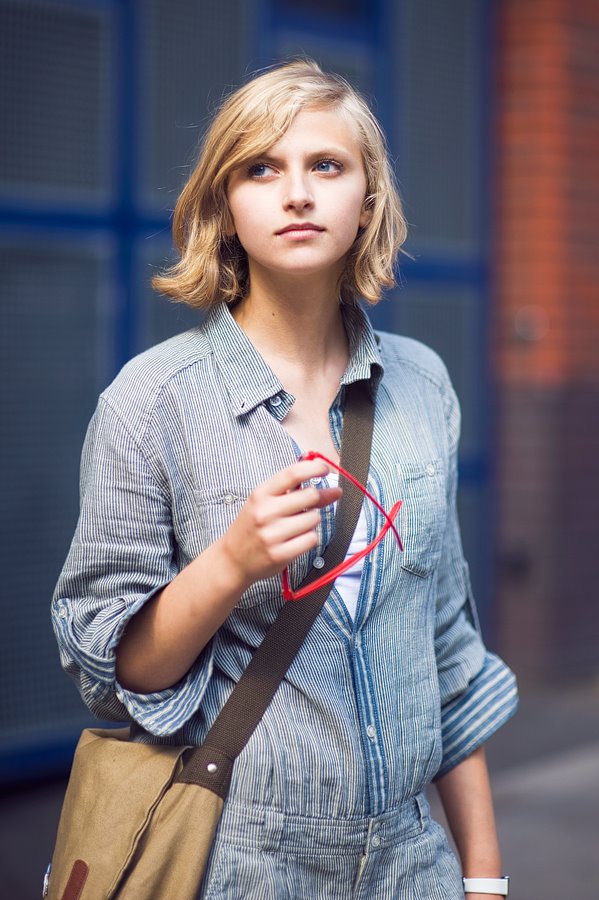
[192,484,278,608]
[194,485,249,537]
[396,459,447,578]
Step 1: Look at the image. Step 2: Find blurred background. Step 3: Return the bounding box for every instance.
[1,0,598,897]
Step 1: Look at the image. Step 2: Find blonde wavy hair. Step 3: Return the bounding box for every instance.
[153,59,407,308]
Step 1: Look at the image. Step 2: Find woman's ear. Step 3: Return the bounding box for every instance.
[359,195,374,229]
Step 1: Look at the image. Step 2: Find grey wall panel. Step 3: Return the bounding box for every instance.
[274,35,376,99]
[0,0,113,203]
[0,239,114,742]
[396,0,482,254]
[391,286,483,458]
[457,482,492,634]
[136,237,204,352]
[139,0,251,211]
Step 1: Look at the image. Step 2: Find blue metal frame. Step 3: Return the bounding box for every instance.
[270,9,377,46]
[0,0,495,784]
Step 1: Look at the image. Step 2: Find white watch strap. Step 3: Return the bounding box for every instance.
[463,876,509,895]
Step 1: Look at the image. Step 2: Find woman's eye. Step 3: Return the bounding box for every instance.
[314,159,341,174]
[247,162,275,179]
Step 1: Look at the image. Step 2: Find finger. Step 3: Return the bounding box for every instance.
[313,485,342,509]
[259,459,332,498]
[260,508,321,544]
[270,483,341,518]
[270,530,320,566]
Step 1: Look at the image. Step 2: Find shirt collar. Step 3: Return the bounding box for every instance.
[340,303,384,398]
[203,302,384,418]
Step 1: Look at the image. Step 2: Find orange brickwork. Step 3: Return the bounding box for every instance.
[493,0,599,680]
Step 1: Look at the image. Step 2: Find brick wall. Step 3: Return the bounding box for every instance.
[494,0,599,681]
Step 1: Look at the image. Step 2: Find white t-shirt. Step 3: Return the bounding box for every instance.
[325,474,368,619]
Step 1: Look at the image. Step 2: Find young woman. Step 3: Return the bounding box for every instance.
[52,60,517,899]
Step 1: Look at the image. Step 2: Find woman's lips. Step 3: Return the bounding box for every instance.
[276,223,325,239]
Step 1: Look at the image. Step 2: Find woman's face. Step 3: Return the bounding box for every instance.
[226,106,370,286]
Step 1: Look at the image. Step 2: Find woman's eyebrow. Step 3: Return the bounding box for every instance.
[308,147,355,163]
[251,146,354,165]
[251,152,282,166]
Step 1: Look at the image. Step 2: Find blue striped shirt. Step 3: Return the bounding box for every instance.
[52,301,517,822]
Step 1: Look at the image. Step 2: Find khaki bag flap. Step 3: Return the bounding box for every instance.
[47,727,221,900]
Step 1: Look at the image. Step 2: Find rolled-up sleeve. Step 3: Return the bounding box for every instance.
[51,397,215,736]
[433,381,518,779]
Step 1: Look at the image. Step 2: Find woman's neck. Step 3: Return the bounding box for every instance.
[231,269,349,379]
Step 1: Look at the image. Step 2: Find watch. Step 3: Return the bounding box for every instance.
[462,876,510,896]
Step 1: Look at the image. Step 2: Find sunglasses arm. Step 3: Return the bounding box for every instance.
[282,481,403,603]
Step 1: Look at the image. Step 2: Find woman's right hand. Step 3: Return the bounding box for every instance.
[217,457,342,592]
[116,458,341,693]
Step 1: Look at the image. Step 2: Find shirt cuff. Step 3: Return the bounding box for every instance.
[435,651,519,779]
[114,645,215,737]
[53,586,215,735]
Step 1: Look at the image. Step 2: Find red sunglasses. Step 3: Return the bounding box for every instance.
[282,450,403,601]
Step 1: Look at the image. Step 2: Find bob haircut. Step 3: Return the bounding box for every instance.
[153,59,408,308]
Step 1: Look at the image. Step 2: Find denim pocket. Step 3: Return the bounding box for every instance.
[193,485,279,609]
[193,485,249,545]
[395,459,447,578]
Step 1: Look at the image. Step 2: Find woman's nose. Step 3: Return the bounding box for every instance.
[282,171,314,211]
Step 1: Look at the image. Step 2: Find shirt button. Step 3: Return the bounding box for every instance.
[313,556,325,569]
[310,477,322,487]
[371,834,381,848]
[270,394,283,407]
[366,724,376,739]
[426,463,436,476]
[58,606,67,619]
[223,493,236,504]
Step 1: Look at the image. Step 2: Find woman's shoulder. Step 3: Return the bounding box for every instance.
[374,329,460,442]
[98,327,211,433]
[375,329,452,393]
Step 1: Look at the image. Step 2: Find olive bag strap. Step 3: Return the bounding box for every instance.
[176,377,375,797]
